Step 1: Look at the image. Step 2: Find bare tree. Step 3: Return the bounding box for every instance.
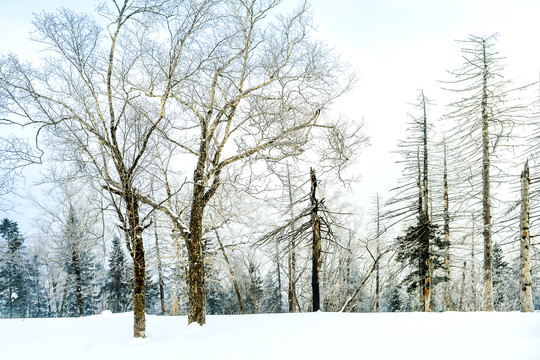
[0,0,215,337]
[143,0,362,324]
[442,34,530,311]
[389,90,446,312]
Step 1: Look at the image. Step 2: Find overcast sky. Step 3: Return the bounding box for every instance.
[1,0,540,233]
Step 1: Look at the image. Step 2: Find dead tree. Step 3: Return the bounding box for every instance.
[443,140,452,311]
[390,90,446,312]
[442,34,530,311]
[310,168,322,312]
[520,161,534,312]
[258,169,346,312]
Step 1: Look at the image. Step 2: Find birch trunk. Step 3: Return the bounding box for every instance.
[287,165,298,312]
[154,219,166,315]
[520,161,534,312]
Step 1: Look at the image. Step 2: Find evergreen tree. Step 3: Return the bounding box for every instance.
[395,219,447,309]
[388,285,403,312]
[0,218,31,318]
[27,254,49,318]
[205,264,226,315]
[144,269,160,315]
[59,206,102,317]
[492,243,518,311]
[262,270,282,313]
[245,261,264,314]
[107,237,131,313]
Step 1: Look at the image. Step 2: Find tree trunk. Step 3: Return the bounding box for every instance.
[459,261,466,311]
[375,194,380,313]
[287,165,298,313]
[481,39,494,311]
[187,189,206,325]
[310,168,322,312]
[471,219,477,311]
[154,219,166,315]
[126,193,146,338]
[276,243,282,313]
[443,141,452,311]
[520,161,534,312]
[421,91,430,312]
[72,247,84,317]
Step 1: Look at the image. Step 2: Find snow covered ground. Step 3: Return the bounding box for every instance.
[0,311,539,360]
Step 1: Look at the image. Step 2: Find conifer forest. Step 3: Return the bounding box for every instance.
[0,0,539,349]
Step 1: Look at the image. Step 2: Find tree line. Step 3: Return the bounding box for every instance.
[0,0,538,339]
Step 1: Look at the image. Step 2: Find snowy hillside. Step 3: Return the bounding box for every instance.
[1,311,539,360]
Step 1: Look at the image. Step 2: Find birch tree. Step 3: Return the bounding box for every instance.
[144,0,361,324]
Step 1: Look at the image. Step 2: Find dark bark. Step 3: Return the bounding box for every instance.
[126,191,146,338]
[187,185,206,325]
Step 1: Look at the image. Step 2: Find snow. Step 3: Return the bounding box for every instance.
[0,311,539,360]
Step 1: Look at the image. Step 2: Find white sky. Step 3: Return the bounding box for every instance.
[1,0,540,233]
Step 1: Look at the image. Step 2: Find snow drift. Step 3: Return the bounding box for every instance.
[0,311,539,360]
